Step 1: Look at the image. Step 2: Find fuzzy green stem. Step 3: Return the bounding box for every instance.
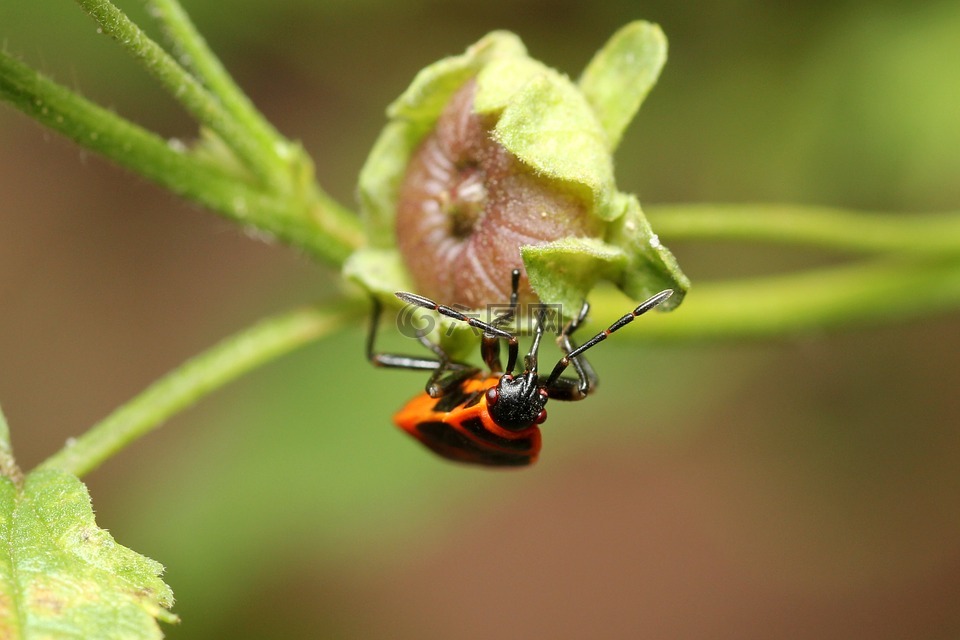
[0,50,267,211]
[38,302,361,478]
[73,0,282,187]
[147,0,288,163]
[0,404,22,487]
[0,51,363,266]
[0,405,10,456]
[647,203,960,256]
[592,258,960,341]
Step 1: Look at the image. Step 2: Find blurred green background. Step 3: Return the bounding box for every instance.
[2,1,959,638]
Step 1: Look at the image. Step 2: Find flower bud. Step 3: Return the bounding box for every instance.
[346,22,689,329]
[395,78,601,308]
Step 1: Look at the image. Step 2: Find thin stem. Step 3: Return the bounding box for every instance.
[646,203,960,256]
[73,0,282,187]
[0,404,23,487]
[0,404,10,456]
[38,301,361,478]
[0,51,264,211]
[591,258,960,341]
[148,0,287,163]
[0,51,363,266]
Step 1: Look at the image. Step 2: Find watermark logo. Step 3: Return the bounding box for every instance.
[395,302,565,339]
[395,301,438,339]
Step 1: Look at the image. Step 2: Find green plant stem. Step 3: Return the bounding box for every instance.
[73,0,282,187]
[0,51,363,266]
[26,257,960,478]
[0,404,22,487]
[0,405,10,456]
[3,0,366,266]
[592,258,960,341]
[647,203,960,256]
[148,0,287,163]
[38,302,361,478]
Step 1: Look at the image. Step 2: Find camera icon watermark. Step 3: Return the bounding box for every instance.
[395,301,438,339]
[395,302,565,339]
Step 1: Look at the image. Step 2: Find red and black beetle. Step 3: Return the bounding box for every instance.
[367,270,672,466]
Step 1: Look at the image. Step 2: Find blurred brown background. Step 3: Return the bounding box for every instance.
[2,1,959,638]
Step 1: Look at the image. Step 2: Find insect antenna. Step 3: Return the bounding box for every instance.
[395,289,520,373]
[544,289,673,387]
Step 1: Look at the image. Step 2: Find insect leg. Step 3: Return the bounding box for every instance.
[544,300,598,400]
[483,269,522,374]
[366,297,451,371]
[545,290,673,394]
[396,289,520,375]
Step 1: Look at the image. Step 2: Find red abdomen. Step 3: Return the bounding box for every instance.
[393,376,542,467]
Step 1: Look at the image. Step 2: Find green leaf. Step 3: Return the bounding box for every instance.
[605,194,690,310]
[579,21,668,151]
[0,469,176,638]
[493,73,617,219]
[522,238,628,313]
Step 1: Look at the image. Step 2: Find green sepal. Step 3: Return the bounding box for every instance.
[0,468,176,638]
[522,238,628,314]
[342,248,478,360]
[579,21,668,151]
[356,122,417,249]
[605,194,690,310]
[434,321,481,362]
[494,73,616,219]
[357,32,527,248]
[356,29,624,249]
[387,31,527,122]
[342,247,414,305]
[472,56,552,115]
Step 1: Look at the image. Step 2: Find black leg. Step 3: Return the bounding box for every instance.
[482,269,521,374]
[425,366,480,398]
[414,331,479,397]
[396,287,520,376]
[378,269,523,383]
[544,301,598,400]
[366,297,449,372]
[563,301,598,387]
[367,296,476,399]
[492,269,521,329]
[481,335,503,374]
[544,290,673,396]
[523,305,548,374]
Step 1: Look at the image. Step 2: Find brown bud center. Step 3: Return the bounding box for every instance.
[443,163,486,239]
[396,79,601,310]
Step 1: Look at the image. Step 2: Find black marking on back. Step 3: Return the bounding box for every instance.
[459,417,535,452]
[414,421,532,466]
[431,386,476,413]
[463,391,483,408]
